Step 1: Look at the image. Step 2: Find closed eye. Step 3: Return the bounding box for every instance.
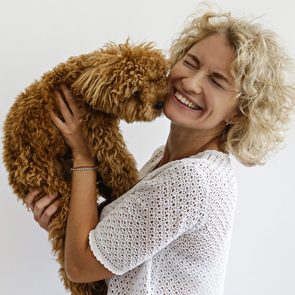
[210,77,224,89]
[183,60,196,68]
[184,53,201,69]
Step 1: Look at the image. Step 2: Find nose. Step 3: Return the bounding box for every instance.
[182,72,203,94]
[154,100,165,109]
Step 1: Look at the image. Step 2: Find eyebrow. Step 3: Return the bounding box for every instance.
[186,53,231,85]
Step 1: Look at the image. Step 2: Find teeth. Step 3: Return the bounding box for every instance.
[174,92,201,110]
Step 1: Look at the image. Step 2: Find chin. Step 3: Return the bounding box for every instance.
[163,107,190,129]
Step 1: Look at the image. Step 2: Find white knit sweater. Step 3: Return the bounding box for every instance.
[89,146,238,295]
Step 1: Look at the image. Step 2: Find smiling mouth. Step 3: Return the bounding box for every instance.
[174,91,203,111]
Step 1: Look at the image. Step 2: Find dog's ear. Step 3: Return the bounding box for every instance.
[72,49,121,114]
[72,43,138,115]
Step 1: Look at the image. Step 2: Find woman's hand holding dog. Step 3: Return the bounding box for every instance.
[25,85,96,231]
[24,190,61,231]
[50,84,95,165]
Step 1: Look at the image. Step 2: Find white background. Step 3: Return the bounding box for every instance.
[1,0,295,294]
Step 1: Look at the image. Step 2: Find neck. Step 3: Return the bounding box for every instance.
[160,123,224,166]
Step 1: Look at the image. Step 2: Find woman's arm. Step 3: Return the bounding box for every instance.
[64,153,114,283]
[26,84,114,283]
[25,176,113,283]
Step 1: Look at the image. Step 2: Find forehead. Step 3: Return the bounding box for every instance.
[187,34,235,76]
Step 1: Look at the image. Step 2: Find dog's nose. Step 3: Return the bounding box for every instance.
[154,101,164,109]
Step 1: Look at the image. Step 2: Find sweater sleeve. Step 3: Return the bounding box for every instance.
[88,160,209,275]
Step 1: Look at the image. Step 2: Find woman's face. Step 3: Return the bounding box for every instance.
[164,34,238,135]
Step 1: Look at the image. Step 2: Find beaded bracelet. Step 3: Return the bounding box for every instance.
[70,165,98,172]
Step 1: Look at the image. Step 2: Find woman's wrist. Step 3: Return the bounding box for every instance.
[73,152,97,167]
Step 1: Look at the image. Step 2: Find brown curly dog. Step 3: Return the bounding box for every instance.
[3,41,169,295]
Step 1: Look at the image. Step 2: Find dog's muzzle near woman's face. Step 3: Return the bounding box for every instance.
[154,100,165,110]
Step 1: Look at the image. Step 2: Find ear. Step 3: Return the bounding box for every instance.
[73,66,120,112]
[72,46,123,112]
[224,112,241,127]
[231,111,242,124]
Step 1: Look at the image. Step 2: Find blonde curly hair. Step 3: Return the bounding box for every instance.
[169,10,295,166]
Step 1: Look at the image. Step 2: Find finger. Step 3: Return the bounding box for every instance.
[54,89,74,123]
[33,193,58,221]
[24,189,41,210]
[59,84,80,117]
[50,109,67,132]
[39,198,62,231]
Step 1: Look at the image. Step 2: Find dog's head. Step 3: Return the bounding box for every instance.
[72,41,169,122]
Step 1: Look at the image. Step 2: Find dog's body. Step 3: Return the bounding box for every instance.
[3,42,168,294]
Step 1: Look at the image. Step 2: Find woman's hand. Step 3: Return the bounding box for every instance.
[24,190,61,231]
[50,84,95,164]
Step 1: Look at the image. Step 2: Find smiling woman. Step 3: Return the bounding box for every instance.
[164,34,238,140]
[169,11,295,166]
[23,7,295,295]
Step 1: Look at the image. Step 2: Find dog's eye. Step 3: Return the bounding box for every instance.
[133,91,141,100]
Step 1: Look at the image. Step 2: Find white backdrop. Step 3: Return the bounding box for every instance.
[1,0,295,294]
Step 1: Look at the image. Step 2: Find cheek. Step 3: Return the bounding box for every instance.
[218,102,238,122]
[163,96,173,117]
[167,64,182,84]
[226,99,239,117]
[167,74,175,90]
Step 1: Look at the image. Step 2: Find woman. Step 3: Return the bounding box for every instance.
[25,10,295,294]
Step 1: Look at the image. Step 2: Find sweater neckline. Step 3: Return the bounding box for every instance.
[151,145,229,172]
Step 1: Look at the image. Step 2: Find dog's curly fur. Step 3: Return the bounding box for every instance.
[3,41,169,295]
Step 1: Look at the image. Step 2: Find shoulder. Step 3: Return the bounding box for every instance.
[140,148,236,190]
[189,150,234,176]
[158,150,237,193]
[139,145,165,178]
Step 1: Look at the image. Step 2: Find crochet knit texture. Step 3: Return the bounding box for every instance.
[89,146,238,295]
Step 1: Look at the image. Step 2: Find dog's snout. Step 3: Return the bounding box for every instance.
[154,100,165,109]
[133,91,141,100]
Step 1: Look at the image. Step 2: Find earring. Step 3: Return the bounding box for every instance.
[225,120,232,126]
